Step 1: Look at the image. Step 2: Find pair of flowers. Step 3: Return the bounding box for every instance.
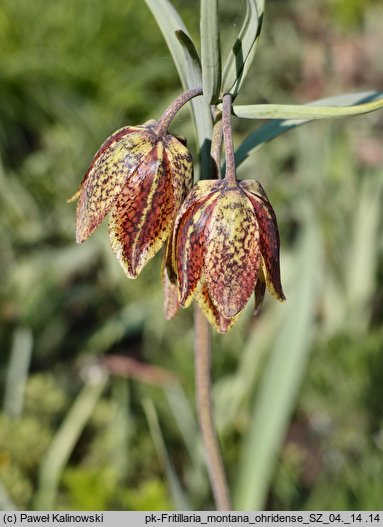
[70,97,285,332]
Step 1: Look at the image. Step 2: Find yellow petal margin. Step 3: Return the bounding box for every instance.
[204,188,261,318]
[74,126,157,243]
[241,180,285,302]
[108,134,193,279]
[197,283,238,333]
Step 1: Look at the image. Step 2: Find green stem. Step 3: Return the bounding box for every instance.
[194,305,232,510]
[222,93,237,186]
[155,87,203,136]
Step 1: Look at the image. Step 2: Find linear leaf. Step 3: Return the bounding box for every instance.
[228,97,383,120]
[222,0,265,98]
[345,173,383,329]
[143,398,191,510]
[145,0,191,89]
[234,91,383,167]
[34,368,108,510]
[234,214,322,510]
[175,30,202,88]
[3,327,33,418]
[145,0,212,179]
[200,0,221,103]
[175,30,213,180]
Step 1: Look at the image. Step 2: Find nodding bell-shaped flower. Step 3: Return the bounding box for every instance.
[170,178,285,333]
[69,120,193,278]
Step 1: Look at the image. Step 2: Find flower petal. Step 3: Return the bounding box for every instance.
[204,189,261,318]
[175,193,220,307]
[163,134,193,203]
[75,126,157,243]
[108,142,175,278]
[254,275,266,317]
[197,283,238,333]
[163,268,180,321]
[172,180,224,307]
[241,180,285,301]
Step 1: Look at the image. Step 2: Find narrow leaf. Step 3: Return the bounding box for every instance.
[228,97,383,120]
[145,0,213,179]
[174,29,213,179]
[345,174,383,328]
[175,30,202,88]
[145,0,191,90]
[3,327,33,418]
[143,398,191,510]
[222,0,265,98]
[200,0,221,103]
[34,368,108,510]
[234,214,322,510]
[234,91,383,167]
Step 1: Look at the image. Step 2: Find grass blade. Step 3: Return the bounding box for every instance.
[200,0,221,103]
[234,214,322,510]
[165,383,199,460]
[34,366,108,510]
[3,327,33,418]
[222,0,265,98]
[143,398,191,510]
[234,91,383,167]
[345,173,383,329]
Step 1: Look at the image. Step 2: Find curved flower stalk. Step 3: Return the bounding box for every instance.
[69,89,202,278]
[166,93,285,333]
[170,178,285,333]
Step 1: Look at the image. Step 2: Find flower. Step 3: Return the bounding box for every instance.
[169,178,285,332]
[69,120,193,278]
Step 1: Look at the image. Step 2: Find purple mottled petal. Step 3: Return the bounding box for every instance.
[197,283,238,333]
[75,126,157,243]
[204,189,261,318]
[108,142,175,278]
[171,180,225,307]
[241,181,285,302]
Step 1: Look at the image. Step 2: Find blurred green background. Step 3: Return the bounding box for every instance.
[1,0,383,511]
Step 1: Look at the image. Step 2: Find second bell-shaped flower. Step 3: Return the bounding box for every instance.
[171,179,285,331]
[69,121,193,278]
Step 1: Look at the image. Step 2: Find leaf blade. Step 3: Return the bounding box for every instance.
[34,368,108,510]
[200,0,221,103]
[145,0,213,178]
[228,97,383,120]
[234,214,322,510]
[143,398,191,510]
[145,0,191,89]
[175,30,202,89]
[222,0,265,98]
[234,91,383,167]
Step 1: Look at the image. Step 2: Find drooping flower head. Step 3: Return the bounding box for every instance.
[69,119,193,278]
[169,178,285,332]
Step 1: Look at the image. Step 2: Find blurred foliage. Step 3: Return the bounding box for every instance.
[0,0,382,512]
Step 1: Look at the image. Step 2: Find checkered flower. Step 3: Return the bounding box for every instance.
[69,121,193,278]
[169,178,285,332]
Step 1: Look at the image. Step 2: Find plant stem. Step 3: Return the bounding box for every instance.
[210,113,223,179]
[222,93,237,186]
[156,87,203,136]
[194,305,232,510]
